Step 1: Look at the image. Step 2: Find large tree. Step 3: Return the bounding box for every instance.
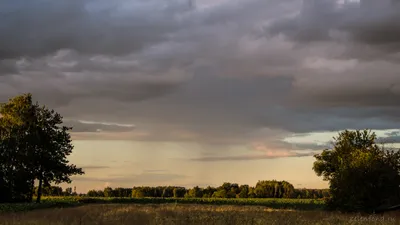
[0,94,37,202]
[313,129,400,212]
[0,93,84,203]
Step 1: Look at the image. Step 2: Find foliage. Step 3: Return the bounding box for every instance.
[313,129,400,212]
[0,93,84,203]
[81,182,329,200]
[254,180,295,198]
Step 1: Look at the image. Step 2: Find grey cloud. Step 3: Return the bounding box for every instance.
[268,0,400,57]
[0,60,18,75]
[379,136,400,144]
[385,130,400,137]
[73,171,187,184]
[290,60,400,109]
[64,120,135,133]
[0,0,194,59]
[191,151,316,162]
[277,141,331,151]
[377,130,400,144]
[0,50,190,106]
[0,0,294,60]
[62,70,400,142]
[1,0,400,153]
[62,75,295,145]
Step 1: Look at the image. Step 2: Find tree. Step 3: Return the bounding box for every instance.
[32,103,84,202]
[87,190,99,197]
[65,187,73,196]
[212,189,227,198]
[185,186,203,198]
[0,94,38,202]
[104,187,114,197]
[313,129,400,212]
[0,93,84,203]
[238,185,249,198]
[173,187,186,198]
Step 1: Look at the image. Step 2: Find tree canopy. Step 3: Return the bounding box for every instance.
[313,129,400,212]
[0,93,84,203]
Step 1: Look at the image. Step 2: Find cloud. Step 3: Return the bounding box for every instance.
[72,171,187,184]
[82,166,110,170]
[142,169,169,173]
[385,130,400,137]
[191,150,315,162]
[379,136,400,144]
[64,119,135,133]
[1,0,400,157]
[0,0,195,59]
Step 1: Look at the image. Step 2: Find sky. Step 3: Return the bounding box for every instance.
[1,0,400,193]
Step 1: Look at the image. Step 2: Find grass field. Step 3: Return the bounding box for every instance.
[0,204,399,225]
[0,197,399,224]
[0,197,325,213]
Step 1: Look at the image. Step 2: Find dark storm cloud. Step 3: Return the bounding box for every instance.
[290,60,400,110]
[0,60,18,74]
[0,49,190,106]
[1,0,400,151]
[268,0,400,57]
[0,0,194,59]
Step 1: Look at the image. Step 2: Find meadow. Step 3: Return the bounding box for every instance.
[0,203,399,225]
[0,197,324,213]
[0,197,399,225]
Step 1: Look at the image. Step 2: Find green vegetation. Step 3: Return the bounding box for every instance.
[0,197,324,213]
[313,130,400,212]
[85,181,329,199]
[0,94,84,203]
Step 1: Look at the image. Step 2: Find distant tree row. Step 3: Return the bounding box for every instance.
[32,186,79,197]
[83,180,329,199]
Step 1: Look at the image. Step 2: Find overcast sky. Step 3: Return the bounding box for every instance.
[1,0,400,192]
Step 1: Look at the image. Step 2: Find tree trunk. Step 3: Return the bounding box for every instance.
[36,178,43,203]
[28,179,34,203]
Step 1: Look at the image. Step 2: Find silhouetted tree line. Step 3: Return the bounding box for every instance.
[82,180,330,199]
[0,94,84,203]
[31,186,81,197]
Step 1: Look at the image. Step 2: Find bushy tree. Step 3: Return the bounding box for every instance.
[0,93,84,203]
[185,186,203,198]
[313,129,400,212]
[238,185,249,198]
[173,187,186,198]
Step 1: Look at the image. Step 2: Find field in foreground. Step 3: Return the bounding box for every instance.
[0,197,325,213]
[0,204,399,225]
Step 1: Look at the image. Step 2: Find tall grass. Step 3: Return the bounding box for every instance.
[0,204,398,225]
[0,197,324,213]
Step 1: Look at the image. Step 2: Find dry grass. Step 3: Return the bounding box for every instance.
[0,204,399,225]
